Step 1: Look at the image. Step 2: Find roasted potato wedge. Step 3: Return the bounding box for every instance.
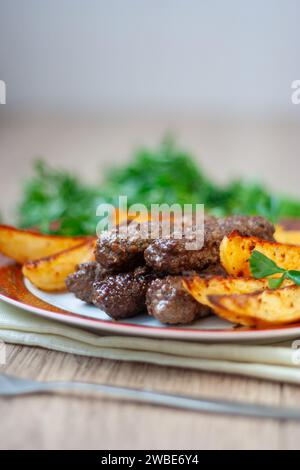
[220,231,300,277]
[112,209,151,226]
[22,239,96,291]
[209,285,300,327]
[0,225,88,263]
[183,275,272,310]
[275,225,300,246]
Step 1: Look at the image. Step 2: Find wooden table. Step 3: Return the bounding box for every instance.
[1,342,300,450]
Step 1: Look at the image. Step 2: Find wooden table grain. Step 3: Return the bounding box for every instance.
[1,342,300,450]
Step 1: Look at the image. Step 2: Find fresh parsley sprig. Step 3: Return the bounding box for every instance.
[16,139,300,236]
[249,250,300,289]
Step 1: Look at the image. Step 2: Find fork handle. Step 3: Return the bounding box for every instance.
[9,380,300,421]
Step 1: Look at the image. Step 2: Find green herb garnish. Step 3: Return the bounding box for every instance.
[16,138,300,236]
[17,160,102,235]
[250,250,300,289]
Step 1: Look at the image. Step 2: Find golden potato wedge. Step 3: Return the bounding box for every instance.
[183,275,271,310]
[209,285,300,327]
[111,209,151,226]
[22,239,96,291]
[220,231,300,277]
[0,225,88,263]
[275,225,300,246]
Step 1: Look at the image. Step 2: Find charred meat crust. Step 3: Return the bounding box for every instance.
[217,216,275,241]
[144,215,275,273]
[95,215,275,275]
[95,216,217,272]
[146,276,211,324]
[65,262,108,304]
[92,266,156,320]
[95,222,151,271]
[144,216,221,273]
[95,234,147,272]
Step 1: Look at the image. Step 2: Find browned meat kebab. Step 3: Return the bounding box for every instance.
[66,264,224,324]
[217,215,275,240]
[144,218,219,274]
[95,215,274,274]
[146,275,211,324]
[67,215,275,325]
[95,221,151,271]
[144,216,275,273]
[95,215,216,272]
[200,263,228,277]
[65,262,109,304]
[145,263,227,325]
[92,266,156,320]
[66,263,157,319]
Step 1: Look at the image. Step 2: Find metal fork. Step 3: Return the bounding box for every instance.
[1,372,300,420]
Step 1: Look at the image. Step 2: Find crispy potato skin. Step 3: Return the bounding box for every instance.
[22,240,96,291]
[0,225,88,263]
[183,275,270,310]
[209,285,300,328]
[183,275,293,327]
[275,225,300,246]
[220,230,300,277]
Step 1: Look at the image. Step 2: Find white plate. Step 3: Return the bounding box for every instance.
[1,264,299,342]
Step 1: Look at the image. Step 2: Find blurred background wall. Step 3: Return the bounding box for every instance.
[0,0,299,221]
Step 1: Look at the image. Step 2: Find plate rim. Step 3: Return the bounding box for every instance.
[2,287,300,342]
[1,264,300,341]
